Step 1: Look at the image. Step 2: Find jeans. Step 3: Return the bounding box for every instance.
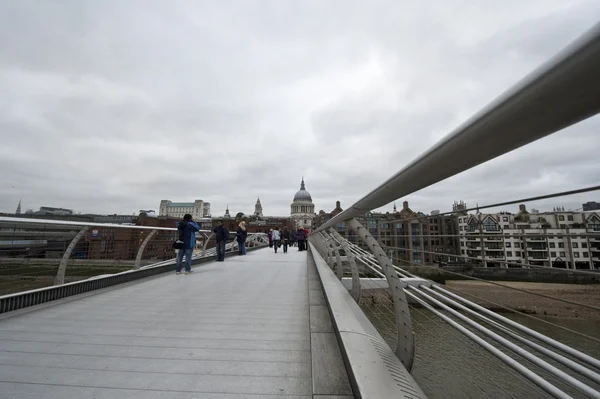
[238,241,246,255]
[273,239,280,253]
[176,247,193,272]
[216,241,226,261]
[283,240,288,253]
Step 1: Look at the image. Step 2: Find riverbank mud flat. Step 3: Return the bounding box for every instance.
[445,280,600,320]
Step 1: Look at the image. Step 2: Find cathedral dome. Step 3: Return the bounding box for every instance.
[293,178,312,202]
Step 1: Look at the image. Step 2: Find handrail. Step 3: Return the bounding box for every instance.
[0,215,264,236]
[316,22,600,233]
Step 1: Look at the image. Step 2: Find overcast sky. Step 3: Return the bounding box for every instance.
[1,0,599,218]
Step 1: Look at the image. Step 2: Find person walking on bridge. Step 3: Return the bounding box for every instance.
[213,221,229,262]
[282,227,291,253]
[272,227,281,253]
[296,227,306,251]
[175,214,200,275]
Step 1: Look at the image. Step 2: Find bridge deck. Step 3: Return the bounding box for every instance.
[0,248,353,398]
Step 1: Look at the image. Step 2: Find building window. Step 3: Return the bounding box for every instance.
[549,242,555,248]
[551,252,556,257]
[504,225,509,229]
[574,252,580,258]
[460,226,463,231]
[560,251,566,257]
[505,242,511,248]
[507,251,512,257]
[559,215,565,221]
[567,215,574,221]
[583,252,589,257]
[483,217,500,231]
[503,217,508,222]
[573,243,578,248]
[558,243,564,248]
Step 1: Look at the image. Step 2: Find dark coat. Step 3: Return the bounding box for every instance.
[295,229,306,241]
[176,221,200,249]
[214,225,229,242]
[236,227,248,243]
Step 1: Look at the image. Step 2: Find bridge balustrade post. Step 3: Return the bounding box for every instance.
[325,229,344,280]
[202,233,214,257]
[134,230,158,270]
[347,218,415,371]
[328,228,362,302]
[308,233,323,256]
[55,227,89,286]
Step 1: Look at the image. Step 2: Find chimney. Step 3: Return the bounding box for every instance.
[519,204,526,212]
[403,201,409,210]
[336,200,340,208]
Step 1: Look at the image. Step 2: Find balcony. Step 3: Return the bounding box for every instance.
[484,254,505,259]
[528,251,548,260]
[525,236,545,241]
[483,228,502,234]
[484,237,503,241]
[527,246,548,251]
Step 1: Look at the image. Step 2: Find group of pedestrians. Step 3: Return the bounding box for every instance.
[268,227,308,253]
[175,214,311,273]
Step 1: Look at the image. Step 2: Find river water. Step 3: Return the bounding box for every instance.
[361,304,600,398]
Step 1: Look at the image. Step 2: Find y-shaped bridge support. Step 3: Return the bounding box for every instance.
[347,218,415,371]
[328,228,362,303]
[55,227,89,286]
[134,230,158,270]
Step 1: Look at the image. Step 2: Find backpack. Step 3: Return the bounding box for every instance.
[172,222,187,249]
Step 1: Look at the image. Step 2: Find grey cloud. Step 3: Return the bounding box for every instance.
[0,0,598,218]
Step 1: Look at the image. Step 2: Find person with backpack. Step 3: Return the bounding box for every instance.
[214,220,229,261]
[175,214,200,275]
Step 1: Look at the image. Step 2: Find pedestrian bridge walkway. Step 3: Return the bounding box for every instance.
[0,248,366,399]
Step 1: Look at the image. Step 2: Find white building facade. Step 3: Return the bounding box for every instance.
[457,205,600,269]
[290,178,315,230]
[159,200,211,219]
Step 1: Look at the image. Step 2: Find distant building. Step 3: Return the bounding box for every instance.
[457,204,600,269]
[583,202,600,211]
[159,200,210,219]
[314,200,460,265]
[313,200,343,230]
[15,200,21,215]
[36,206,73,216]
[212,202,294,234]
[290,177,315,230]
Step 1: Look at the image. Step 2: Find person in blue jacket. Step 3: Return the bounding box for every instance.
[176,214,200,275]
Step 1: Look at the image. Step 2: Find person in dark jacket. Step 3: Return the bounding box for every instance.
[282,227,291,253]
[236,221,248,255]
[175,214,200,274]
[213,221,229,261]
[296,227,306,251]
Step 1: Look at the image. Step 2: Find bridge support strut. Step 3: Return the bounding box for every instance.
[55,227,89,286]
[347,218,415,371]
[134,230,158,270]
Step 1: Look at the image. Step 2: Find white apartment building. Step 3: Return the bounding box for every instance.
[159,200,211,219]
[457,204,600,269]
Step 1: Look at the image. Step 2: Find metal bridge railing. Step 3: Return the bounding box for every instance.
[310,21,600,399]
[0,216,268,306]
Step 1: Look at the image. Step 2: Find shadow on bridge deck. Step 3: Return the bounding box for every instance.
[0,248,353,399]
